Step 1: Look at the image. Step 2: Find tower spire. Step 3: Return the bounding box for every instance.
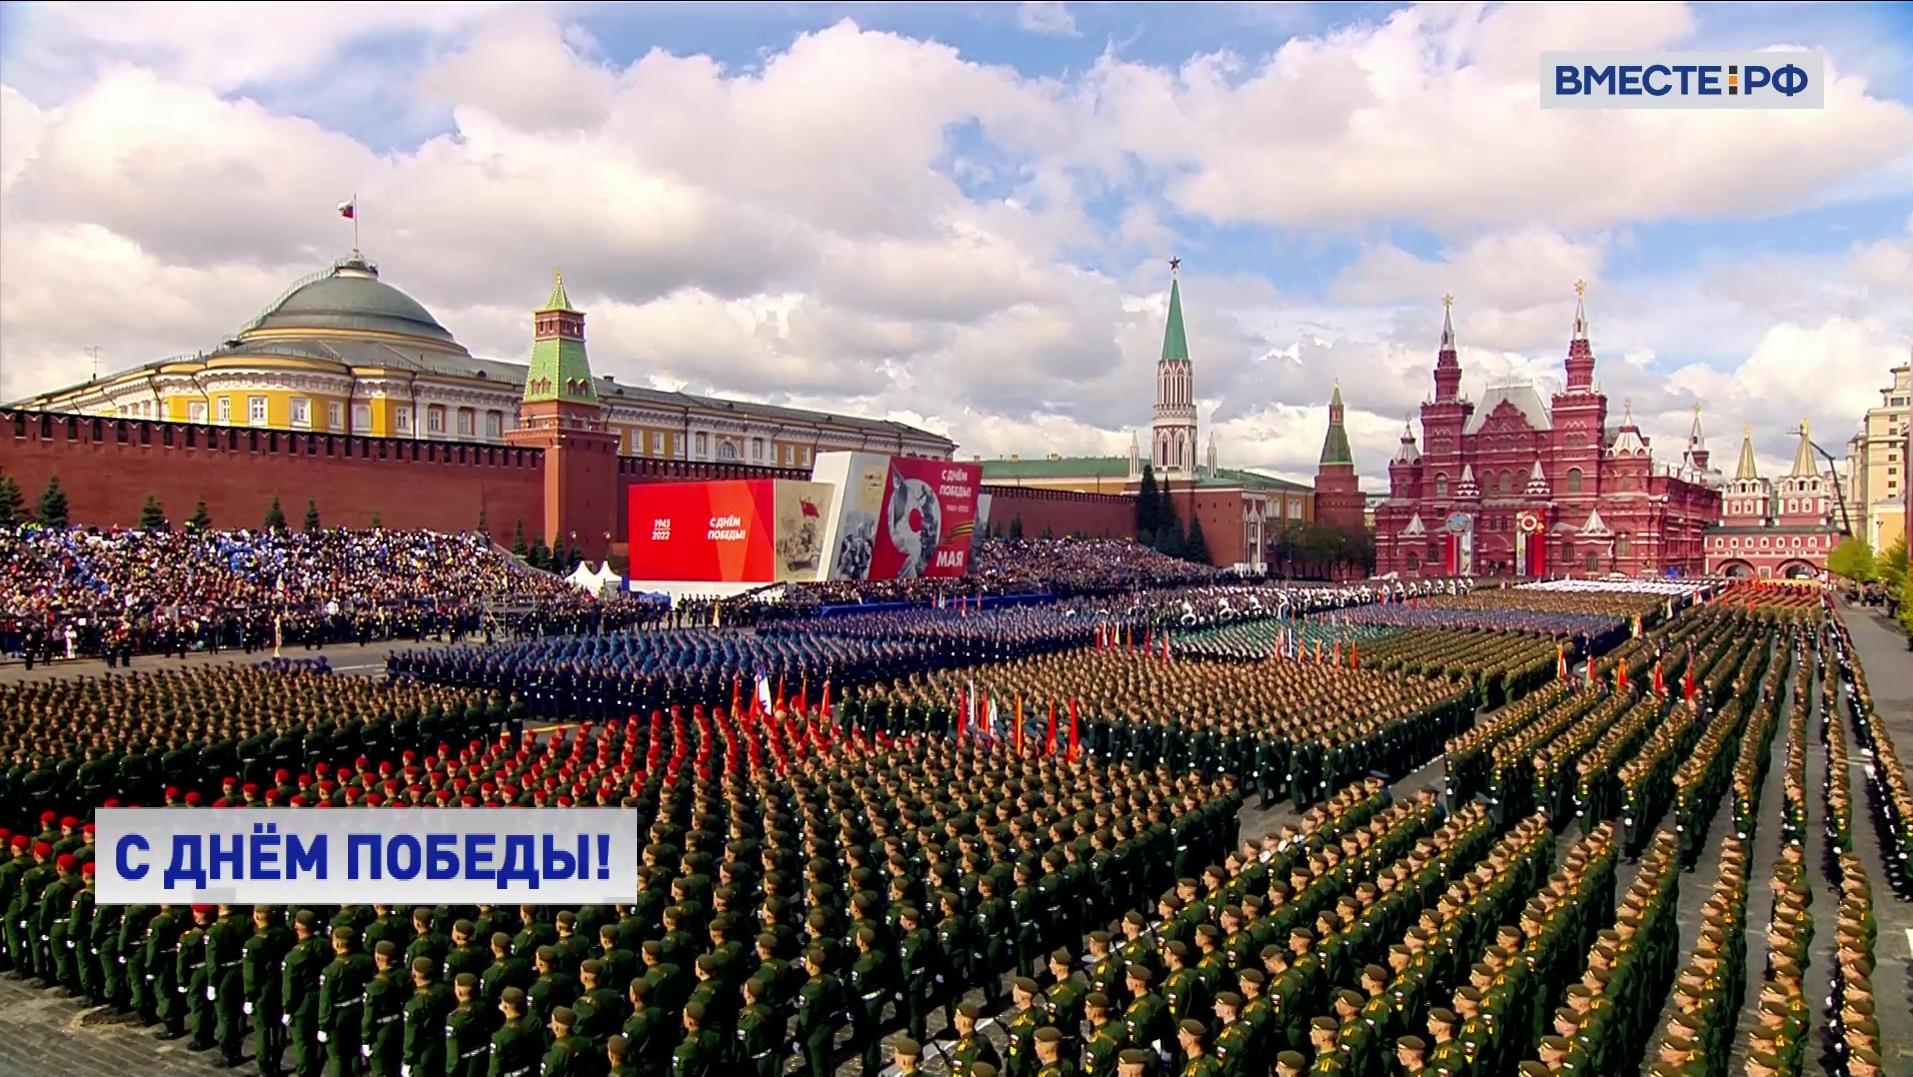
[1563,279,1596,392]
[1789,419,1817,477]
[1735,423,1759,482]
[1160,268,1190,363]
[1319,381,1353,466]
[1433,295,1462,403]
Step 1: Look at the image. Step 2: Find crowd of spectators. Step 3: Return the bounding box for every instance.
[0,526,653,664]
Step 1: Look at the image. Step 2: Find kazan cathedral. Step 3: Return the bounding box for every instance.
[1371,286,1722,579]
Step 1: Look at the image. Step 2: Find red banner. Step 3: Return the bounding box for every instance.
[626,480,832,583]
[867,457,983,579]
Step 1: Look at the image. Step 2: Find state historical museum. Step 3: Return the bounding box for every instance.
[1373,286,1721,579]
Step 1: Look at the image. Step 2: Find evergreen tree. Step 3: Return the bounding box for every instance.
[263,496,287,530]
[1155,523,1184,558]
[370,512,383,529]
[1041,523,1054,539]
[1137,465,1161,542]
[1157,483,1177,539]
[37,476,68,528]
[1898,575,1913,645]
[188,498,212,531]
[302,499,322,532]
[528,537,551,570]
[1827,536,1874,582]
[0,476,23,528]
[1184,514,1211,565]
[1009,516,1025,540]
[476,505,488,537]
[138,494,168,531]
[512,520,530,558]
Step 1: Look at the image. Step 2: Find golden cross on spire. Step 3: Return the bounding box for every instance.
[1573,279,1587,297]
[1441,293,1454,309]
[553,268,564,287]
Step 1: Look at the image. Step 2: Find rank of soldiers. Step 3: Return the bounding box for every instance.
[0,668,510,826]
[1643,837,1748,1077]
[1831,616,1913,900]
[1350,629,1562,710]
[910,652,1471,811]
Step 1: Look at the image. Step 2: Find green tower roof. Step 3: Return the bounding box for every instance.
[1319,385,1353,466]
[1160,276,1190,363]
[523,271,595,405]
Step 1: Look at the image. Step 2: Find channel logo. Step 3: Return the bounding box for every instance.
[1541,51,1822,109]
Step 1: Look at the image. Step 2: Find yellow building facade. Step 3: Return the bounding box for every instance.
[15,252,955,464]
[1843,357,1910,553]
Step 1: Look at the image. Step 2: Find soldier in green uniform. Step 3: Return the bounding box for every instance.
[621,977,667,1074]
[541,1005,595,1077]
[1033,1025,1078,1077]
[487,986,544,1077]
[1212,992,1252,1077]
[205,904,249,1066]
[1043,949,1086,1057]
[402,956,452,1077]
[1393,1034,1429,1075]
[890,1036,924,1075]
[281,911,329,1077]
[1003,976,1046,1077]
[605,1034,634,1077]
[361,940,408,1077]
[950,1002,1003,1077]
[1083,992,1124,1077]
[49,858,93,995]
[528,945,580,1023]
[571,958,625,1042]
[318,925,376,1077]
[480,934,531,1008]
[445,973,494,1077]
[733,976,782,1077]
[1177,1019,1223,1077]
[1122,965,1167,1059]
[671,999,724,1077]
[244,905,294,1077]
[896,905,934,1044]
[848,926,892,1076]
[1275,1051,1308,1077]
[792,946,844,1077]
[88,872,125,1008]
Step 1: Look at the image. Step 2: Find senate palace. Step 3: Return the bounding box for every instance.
[12,249,955,466]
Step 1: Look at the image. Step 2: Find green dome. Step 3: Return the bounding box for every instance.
[242,253,458,345]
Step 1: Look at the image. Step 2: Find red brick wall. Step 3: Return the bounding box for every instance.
[983,486,1137,541]
[0,410,545,543]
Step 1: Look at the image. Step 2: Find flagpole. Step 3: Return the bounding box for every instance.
[352,191,360,252]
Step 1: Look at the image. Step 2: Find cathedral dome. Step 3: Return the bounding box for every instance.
[239,253,458,346]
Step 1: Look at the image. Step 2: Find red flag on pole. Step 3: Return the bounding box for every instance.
[1557,642,1568,679]
[1652,660,1665,698]
[820,679,832,720]
[730,676,743,725]
[1013,697,1025,755]
[1682,661,1696,702]
[1068,699,1079,762]
[1349,641,1359,669]
[1585,656,1596,688]
[775,676,786,710]
[1614,662,1627,694]
[955,689,967,742]
[1045,700,1057,756]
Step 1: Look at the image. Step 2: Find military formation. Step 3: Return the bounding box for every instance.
[0,556,1904,1077]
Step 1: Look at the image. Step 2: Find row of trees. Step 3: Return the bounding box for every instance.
[1135,465,1212,564]
[1827,533,1913,641]
[0,473,338,534]
[510,521,588,573]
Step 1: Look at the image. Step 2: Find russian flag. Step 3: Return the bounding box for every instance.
[754,673,773,716]
[337,198,356,219]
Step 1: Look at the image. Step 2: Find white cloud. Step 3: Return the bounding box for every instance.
[1017,3,1080,38]
[1,4,1909,499]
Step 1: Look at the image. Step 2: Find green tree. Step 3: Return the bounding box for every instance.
[1827,536,1875,582]
[476,504,488,537]
[1157,482,1178,545]
[1041,523,1054,540]
[1137,464,1161,543]
[1155,523,1184,559]
[37,476,68,528]
[138,494,167,531]
[1875,534,1908,592]
[302,499,322,532]
[1184,514,1211,565]
[528,537,551,570]
[263,496,287,530]
[1008,516,1025,540]
[370,512,383,529]
[188,498,212,531]
[1898,574,1913,645]
[0,476,23,528]
[512,520,529,558]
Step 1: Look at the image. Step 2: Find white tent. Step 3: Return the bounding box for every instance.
[591,560,624,594]
[565,561,602,595]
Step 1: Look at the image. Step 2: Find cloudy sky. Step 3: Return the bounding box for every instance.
[2,1,1909,486]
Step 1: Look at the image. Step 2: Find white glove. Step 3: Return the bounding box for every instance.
[316,1031,328,1043]
[206,986,216,1000]
[281,1013,291,1026]
[402,1067,411,1077]
[360,1045,371,1059]
[243,1002,253,1015]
